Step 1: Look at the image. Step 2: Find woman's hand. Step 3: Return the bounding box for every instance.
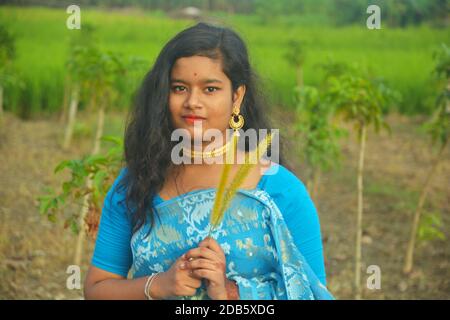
[150,254,202,299]
[184,237,239,300]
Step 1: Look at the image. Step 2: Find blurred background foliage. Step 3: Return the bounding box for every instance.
[0,0,448,119]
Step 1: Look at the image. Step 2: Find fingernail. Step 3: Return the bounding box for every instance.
[180,262,186,269]
[188,257,194,262]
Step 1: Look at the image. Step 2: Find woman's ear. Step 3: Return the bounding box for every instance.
[232,85,246,110]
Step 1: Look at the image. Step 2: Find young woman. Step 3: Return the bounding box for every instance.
[84,22,333,300]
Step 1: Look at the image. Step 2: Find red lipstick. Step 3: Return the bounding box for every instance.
[182,114,206,125]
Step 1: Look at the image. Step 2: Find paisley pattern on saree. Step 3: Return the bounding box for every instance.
[130,188,334,300]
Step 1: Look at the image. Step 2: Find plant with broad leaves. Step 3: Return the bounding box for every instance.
[323,62,397,299]
[294,85,346,200]
[62,23,147,150]
[38,136,123,239]
[423,43,449,148]
[404,43,449,274]
[284,39,307,89]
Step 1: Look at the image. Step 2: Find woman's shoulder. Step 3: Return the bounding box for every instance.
[259,162,309,198]
[260,162,306,188]
[105,167,129,205]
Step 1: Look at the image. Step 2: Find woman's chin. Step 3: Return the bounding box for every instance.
[182,126,207,139]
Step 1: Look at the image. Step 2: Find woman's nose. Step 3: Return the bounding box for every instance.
[185,88,202,109]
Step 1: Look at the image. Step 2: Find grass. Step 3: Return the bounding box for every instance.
[365,179,419,213]
[0,5,448,117]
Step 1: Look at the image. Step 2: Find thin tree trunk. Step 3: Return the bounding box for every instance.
[296,66,303,89]
[0,85,4,120]
[74,100,106,266]
[59,77,71,124]
[62,84,80,150]
[403,140,447,274]
[92,106,105,155]
[74,176,92,267]
[355,125,366,300]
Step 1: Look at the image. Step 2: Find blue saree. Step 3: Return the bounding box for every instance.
[130,189,333,300]
[92,164,334,300]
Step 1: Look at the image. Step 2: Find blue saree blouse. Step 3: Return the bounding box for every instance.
[91,163,334,300]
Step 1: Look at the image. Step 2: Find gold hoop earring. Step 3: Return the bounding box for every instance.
[229,106,244,136]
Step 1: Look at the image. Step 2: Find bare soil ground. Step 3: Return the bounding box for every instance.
[0,111,448,299]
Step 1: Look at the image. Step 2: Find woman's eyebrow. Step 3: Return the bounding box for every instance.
[170,78,223,84]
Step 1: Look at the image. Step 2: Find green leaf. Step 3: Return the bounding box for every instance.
[85,154,108,166]
[62,181,72,194]
[38,196,52,215]
[101,135,123,147]
[418,211,446,243]
[54,160,70,174]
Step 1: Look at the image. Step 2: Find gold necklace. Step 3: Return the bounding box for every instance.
[182,132,237,159]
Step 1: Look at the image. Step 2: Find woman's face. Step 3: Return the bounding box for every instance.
[169,55,245,143]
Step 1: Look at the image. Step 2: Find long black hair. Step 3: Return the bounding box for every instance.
[120,22,290,235]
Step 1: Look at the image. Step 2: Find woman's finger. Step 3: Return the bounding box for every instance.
[184,275,202,289]
[180,286,198,296]
[184,246,219,262]
[191,269,223,284]
[199,237,225,256]
[187,258,224,272]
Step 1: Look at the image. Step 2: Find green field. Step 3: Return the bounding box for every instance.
[0,5,448,117]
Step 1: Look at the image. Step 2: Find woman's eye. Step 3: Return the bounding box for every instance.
[205,87,219,93]
[172,86,186,92]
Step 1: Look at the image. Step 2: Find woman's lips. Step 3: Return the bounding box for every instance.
[183,116,205,125]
